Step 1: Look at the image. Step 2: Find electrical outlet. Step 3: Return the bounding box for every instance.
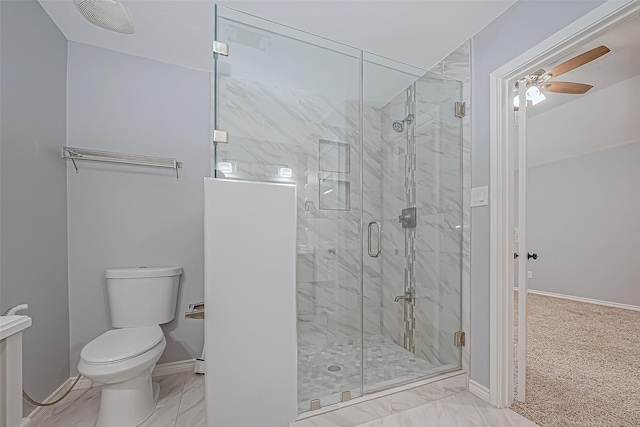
[527,271,533,279]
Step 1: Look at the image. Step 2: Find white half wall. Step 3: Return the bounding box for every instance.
[66,42,210,372]
[204,178,297,427]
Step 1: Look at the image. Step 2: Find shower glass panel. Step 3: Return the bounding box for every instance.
[213,8,364,412]
[214,6,463,415]
[362,54,463,393]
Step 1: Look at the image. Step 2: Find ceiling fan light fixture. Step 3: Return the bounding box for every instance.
[526,86,546,105]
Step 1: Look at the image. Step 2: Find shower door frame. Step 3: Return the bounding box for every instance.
[212,5,468,415]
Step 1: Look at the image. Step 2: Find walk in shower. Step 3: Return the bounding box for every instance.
[212,7,464,414]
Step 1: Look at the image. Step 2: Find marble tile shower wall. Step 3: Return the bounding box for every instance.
[377,41,471,369]
[216,37,472,372]
[217,76,384,351]
[379,92,410,348]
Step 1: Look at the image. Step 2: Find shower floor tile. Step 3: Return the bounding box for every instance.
[297,335,453,413]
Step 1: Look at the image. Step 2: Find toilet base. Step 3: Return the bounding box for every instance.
[95,367,158,427]
[153,380,160,403]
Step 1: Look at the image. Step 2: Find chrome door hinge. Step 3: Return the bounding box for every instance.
[213,130,229,144]
[455,101,466,118]
[213,41,229,56]
[454,331,466,347]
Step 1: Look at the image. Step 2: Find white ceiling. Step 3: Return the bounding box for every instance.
[38,0,515,72]
[528,14,640,117]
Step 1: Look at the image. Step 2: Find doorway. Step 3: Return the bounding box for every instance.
[509,11,640,425]
[487,0,639,411]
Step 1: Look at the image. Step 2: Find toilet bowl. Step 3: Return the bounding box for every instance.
[78,326,166,426]
[78,267,182,427]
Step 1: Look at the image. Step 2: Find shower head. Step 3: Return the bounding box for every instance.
[74,0,135,34]
[392,114,414,133]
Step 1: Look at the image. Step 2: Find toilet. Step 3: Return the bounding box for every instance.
[78,266,182,427]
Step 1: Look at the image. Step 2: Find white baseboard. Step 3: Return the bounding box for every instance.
[73,376,96,390]
[27,359,197,425]
[514,288,640,312]
[468,380,490,403]
[153,358,196,377]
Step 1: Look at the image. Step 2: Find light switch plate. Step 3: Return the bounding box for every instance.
[471,186,489,207]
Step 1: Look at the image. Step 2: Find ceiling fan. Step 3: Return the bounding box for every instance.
[516,45,610,107]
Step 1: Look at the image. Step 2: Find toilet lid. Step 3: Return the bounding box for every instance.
[81,325,163,364]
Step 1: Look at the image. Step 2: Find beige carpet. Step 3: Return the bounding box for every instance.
[512,292,640,427]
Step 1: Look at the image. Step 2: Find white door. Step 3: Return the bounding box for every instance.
[515,81,528,403]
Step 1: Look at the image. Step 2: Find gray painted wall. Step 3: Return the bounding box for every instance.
[0,0,69,413]
[66,42,210,373]
[470,0,605,387]
[526,142,640,305]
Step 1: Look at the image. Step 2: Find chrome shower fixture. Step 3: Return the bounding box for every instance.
[74,0,135,34]
[392,121,404,132]
[392,114,414,132]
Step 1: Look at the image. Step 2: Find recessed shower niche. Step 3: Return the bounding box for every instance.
[319,140,351,173]
[213,6,463,414]
[319,140,351,211]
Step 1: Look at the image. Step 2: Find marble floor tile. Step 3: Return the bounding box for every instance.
[139,373,188,427]
[355,392,539,427]
[36,386,102,427]
[35,371,537,427]
[291,373,466,427]
[35,372,189,427]
[175,373,206,427]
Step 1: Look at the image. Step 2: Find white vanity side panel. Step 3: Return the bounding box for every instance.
[204,178,297,427]
[1,334,23,427]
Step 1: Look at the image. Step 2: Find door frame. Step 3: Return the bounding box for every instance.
[488,0,640,408]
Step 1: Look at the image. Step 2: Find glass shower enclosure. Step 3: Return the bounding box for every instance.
[213,6,464,414]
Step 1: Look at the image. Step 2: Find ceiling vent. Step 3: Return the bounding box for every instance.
[74,0,134,34]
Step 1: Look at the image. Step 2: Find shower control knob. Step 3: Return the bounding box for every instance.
[527,252,538,260]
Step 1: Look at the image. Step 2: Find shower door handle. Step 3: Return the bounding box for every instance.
[368,221,381,258]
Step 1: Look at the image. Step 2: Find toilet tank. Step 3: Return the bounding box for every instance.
[105,267,182,328]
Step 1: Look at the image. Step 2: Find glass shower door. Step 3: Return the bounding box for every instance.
[362,54,463,392]
[214,6,464,413]
[213,7,364,413]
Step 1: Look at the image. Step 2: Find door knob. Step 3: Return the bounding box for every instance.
[514,253,519,259]
[527,252,538,260]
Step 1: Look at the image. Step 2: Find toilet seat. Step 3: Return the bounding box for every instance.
[81,325,163,364]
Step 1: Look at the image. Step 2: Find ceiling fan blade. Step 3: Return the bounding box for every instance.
[544,45,610,79]
[541,82,593,94]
